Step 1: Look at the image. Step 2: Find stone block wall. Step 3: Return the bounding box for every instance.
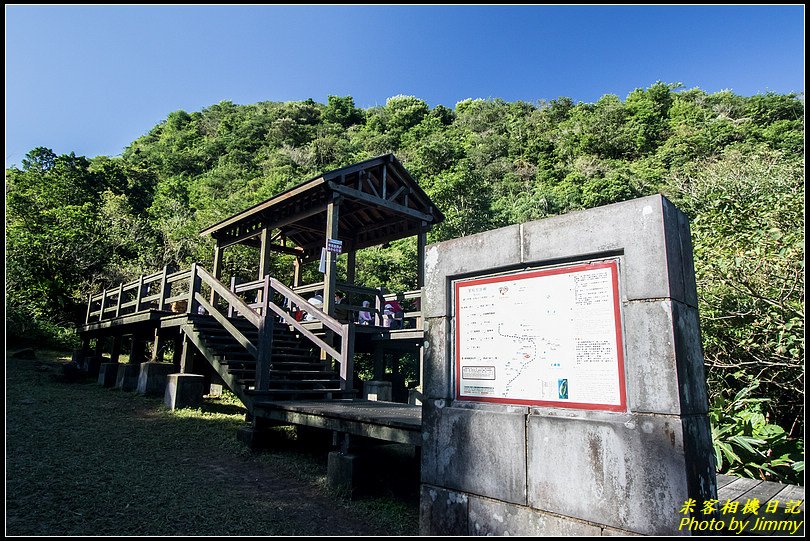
[420,195,716,535]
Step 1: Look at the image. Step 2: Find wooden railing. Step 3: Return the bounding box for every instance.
[85,267,192,323]
[292,281,423,329]
[84,265,355,391]
[223,274,354,391]
[383,289,423,330]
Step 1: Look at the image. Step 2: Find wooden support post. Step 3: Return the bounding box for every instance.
[373,346,385,380]
[210,246,223,305]
[374,290,383,327]
[417,225,427,289]
[339,323,355,392]
[293,257,302,288]
[151,329,166,363]
[259,227,273,279]
[346,250,357,285]
[180,335,194,373]
[80,335,91,358]
[85,294,92,324]
[187,263,200,315]
[172,331,183,369]
[110,336,122,364]
[255,276,273,391]
[323,198,341,318]
[381,163,387,199]
[130,332,148,364]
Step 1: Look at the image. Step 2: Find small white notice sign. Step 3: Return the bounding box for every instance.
[454,260,626,411]
[326,238,343,254]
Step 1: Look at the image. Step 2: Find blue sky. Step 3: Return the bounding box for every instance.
[5,5,805,168]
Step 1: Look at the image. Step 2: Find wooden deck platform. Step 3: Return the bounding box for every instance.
[253,399,422,446]
[716,474,804,535]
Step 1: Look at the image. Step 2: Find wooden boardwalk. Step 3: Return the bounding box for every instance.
[253,399,422,446]
[716,474,804,535]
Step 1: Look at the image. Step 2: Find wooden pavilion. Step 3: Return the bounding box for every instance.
[76,154,444,425]
[200,152,443,326]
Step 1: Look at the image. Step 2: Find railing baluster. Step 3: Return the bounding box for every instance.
[262,274,271,317]
[85,294,92,324]
[134,274,145,313]
[99,288,108,321]
[157,265,169,312]
[228,276,236,318]
[115,283,124,317]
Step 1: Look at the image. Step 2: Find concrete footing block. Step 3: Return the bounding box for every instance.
[364,380,392,402]
[98,363,119,387]
[84,355,102,377]
[114,364,139,391]
[136,362,175,396]
[328,451,358,498]
[236,426,275,449]
[163,373,204,410]
[206,383,223,398]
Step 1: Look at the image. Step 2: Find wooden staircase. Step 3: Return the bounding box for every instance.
[183,315,355,410]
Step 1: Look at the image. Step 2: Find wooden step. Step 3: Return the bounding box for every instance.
[231,378,341,389]
[273,342,312,354]
[270,352,318,360]
[193,320,258,332]
[227,369,339,382]
[244,388,356,398]
[269,361,331,370]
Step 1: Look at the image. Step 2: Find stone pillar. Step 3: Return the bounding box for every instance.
[420,195,715,536]
[164,373,205,410]
[327,433,358,498]
[98,362,119,387]
[328,451,358,498]
[136,362,175,396]
[114,363,139,391]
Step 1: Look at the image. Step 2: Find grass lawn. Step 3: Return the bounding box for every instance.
[5,350,419,535]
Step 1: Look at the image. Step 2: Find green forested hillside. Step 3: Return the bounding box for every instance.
[6,83,804,481]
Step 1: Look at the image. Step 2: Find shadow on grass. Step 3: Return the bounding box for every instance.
[199,400,248,416]
[6,351,419,536]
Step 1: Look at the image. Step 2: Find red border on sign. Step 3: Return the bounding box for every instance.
[454,260,627,412]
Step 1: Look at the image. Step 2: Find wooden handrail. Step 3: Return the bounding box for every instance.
[234,278,263,292]
[82,263,356,392]
[167,269,191,283]
[196,266,261,328]
[195,293,258,358]
[265,302,341,361]
[292,282,325,295]
[269,278,343,335]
